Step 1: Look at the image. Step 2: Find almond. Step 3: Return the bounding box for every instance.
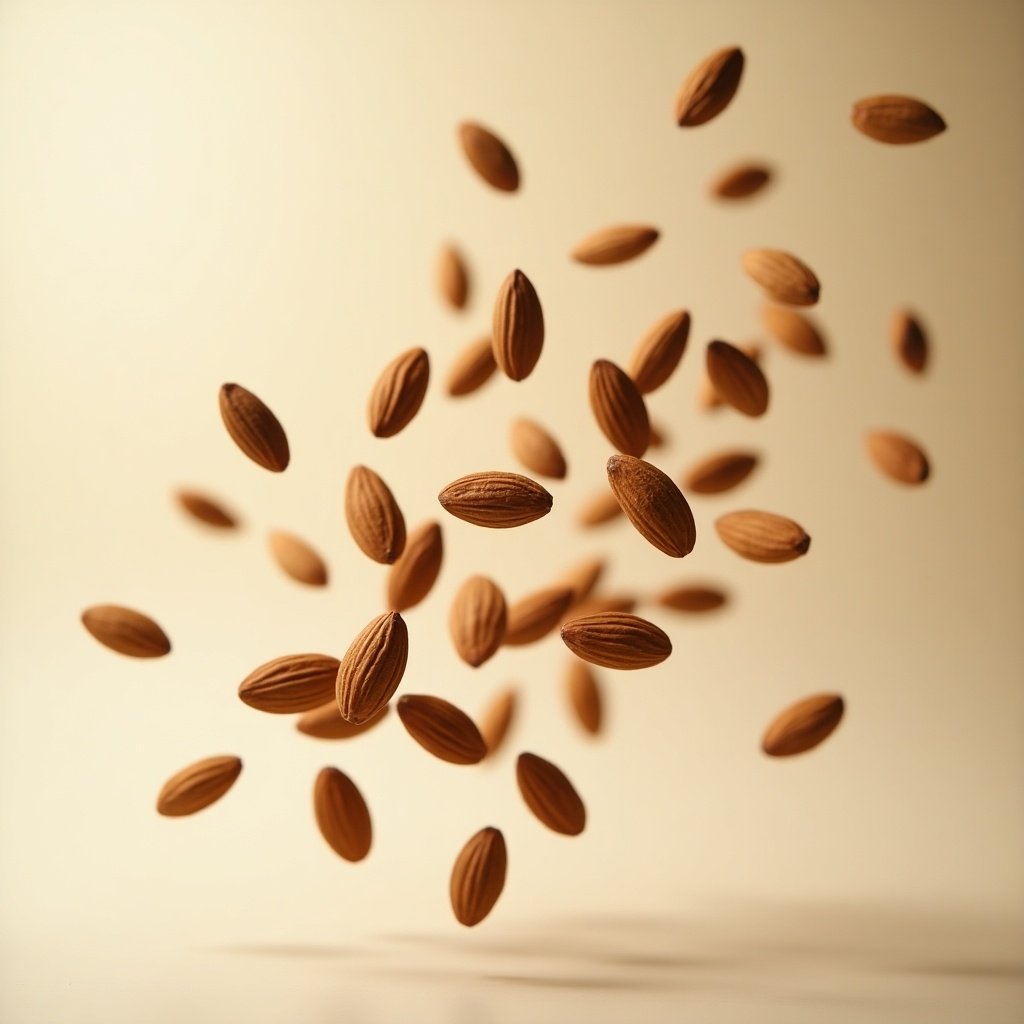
[674,45,744,126]
[479,687,517,757]
[313,766,372,861]
[516,753,586,835]
[606,454,696,558]
[711,161,771,199]
[218,383,290,472]
[449,575,507,667]
[438,471,553,528]
[741,249,820,307]
[627,310,691,394]
[577,487,623,527]
[336,611,409,724]
[504,585,574,646]
[458,121,519,191]
[566,660,602,735]
[706,340,770,417]
[450,826,507,927]
[865,431,930,484]
[851,95,946,144]
[81,604,171,658]
[509,417,567,480]
[715,510,811,563]
[570,224,659,266]
[267,530,328,587]
[156,755,242,817]
[559,557,605,605]
[648,419,668,448]
[397,694,487,764]
[699,341,761,410]
[446,336,497,397]
[175,489,238,529]
[367,347,430,439]
[386,520,444,612]
[345,465,407,564]
[657,584,728,613]
[682,450,759,494]
[762,694,844,757]
[891,310,928,373]
[437,243,469,310]
[761,304,827,357]
[566,594,637,619]
[492,269,544,381]
[296,701,390,741]
[560,612,671,669]
[589,359,650,456]
[238,653,340,713]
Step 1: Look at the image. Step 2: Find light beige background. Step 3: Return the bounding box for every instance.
[1,1,1022,1021]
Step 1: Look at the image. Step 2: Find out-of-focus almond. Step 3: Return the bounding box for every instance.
[699,342,761,410]
[657,584,728,613]
[516,753,586,835]
[570,225,659,266]
[851,95,946,144]
[682,450,759,495]
[175,489,238,529]
[450,826,507,927]
[589,359,650,456]
[891,310,928,373]
[741,249,820,307]
[504,585,574,646]
[313,766,372,861]
[865,431,930,484]
[566,594,637,620]
[367,347,430,439]
[715,510,811,563]
[446,337,497,397]
[297,701,390,741]
[336,611,409,724]
[706,340,770,417]
[561,612,671,669]
[437,244,469,310]
[397,694,487,764]
[81,605,171,658]
[479,687,517,756]
[218,383,290,472]
[606,454,696,558]
[509,418,567,480]
[386,520,444,612]
[559,557,605,606]
[761,305,827,357]
[762,694,844,757]
[268,530,328,587]
[450,575,507,667]
[710,162,771,199]
[238,653,339,714]
[458,122,520,191]
[156,755,242,817]
[627,310,691,394]
[648,420,668,448]
[438,471,553,528]
[674,46,745,126]
[577,487,623,527]
[492,269,544,381]
[345,465,407,564]
[566,660,603,735]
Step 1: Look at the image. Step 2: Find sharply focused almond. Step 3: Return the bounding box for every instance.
[674,45,745,126]
[313,766,372,861]
[578,487,624,527]
[446,336,498,397]
[606,454,696,558]
[851,95,946,144]
[438,471,553,528]
[627,310,691,394]
[238,653,340,713]
[336,611,409,724]
[891,310,928,373]
[297,701,390,741]
[156,755,242,817]
[741,249,820,306]
[657,584,728,613]
[762,693,845,757]
[81,604,171,658]
[386,520,444,612]
[268,530,328,586]
[479,687,517,756]
[715,510,811,563]
[437,243,469,309]
[449,575,507,667]
[761,304,827,357]
[865,431,930,484]
[711,161,771,199]
[699,341,761,410]
[492,269,544,381]
[367,347,430,439]
[450,826,507,927]
[397,694,487,764]
[508,417,567,480]
[570,224,659,266]
[504,585,574,646]
[589,359,650,456]
[175,489,238,529]
[561,612,671,669]
[559,557,605,605]
[345,465,407,564]
[458,121,519,191]
[218,383,290,472]
[682,450,759,494]
[516,753,586,835]
[706,340,770,416]
[566,660,603,735]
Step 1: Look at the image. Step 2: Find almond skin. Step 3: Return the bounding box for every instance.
[682,450,759,495]
[706,340,770,417]
[566,660,602,735]
[509,417,567,480]
[559,557,605,606]
[449,575,507,667]
[741,249,820,307]
[175,489,238,529]
[762,694,844,757]
[479,687,517,757]
[711,161,771,199]
[699,341,761,410]
[606,454,696,558]
[297,701,390,741]
[865,431,930,484]
[627,310,691,394]
[516,753,586,835]
[589,359,651,456]
[570,224,659,266]
[851,95,946,144]
[492,269,544,381]
[450,826,507,927]
[81,605,171,658]
[504,585,575,646]
[397,694,487,764]
[458,121,519,191]
[386,520,444,612]
[761,305,827,357]
[238,653,340,714]
[715,510,811,563]
[336,611,409,724]
[577,487,624,527]
[446,336,497,397]
[438,471,553,528]
[566,594,637,619]
[345,465,407,564]
[437,244,469,310]
[891,310,928,373]
[674,46,744,126]
[268,530,328,587]
[218,383,290,472]
[561,612,671,669]
[657,584,728,613]
[313,766,372,861]
[156,755,242,817]
[367,347,430,439]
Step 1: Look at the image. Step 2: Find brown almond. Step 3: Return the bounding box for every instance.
[682,450,759,495]
[81,605,171,658]
[437,244,469,310]
[218,383,290,472]
[648,419,668,448]
[627,309,691,395]
[446,336,497,397]
[589,359,650,456]
[851,95,946,145]
[156,755,242,817]
[397,694,487,764]
[175,489,238,529]
[367,347,430,439]
[479,688,517,757]
[238,653,339,714]
[567,594,637,619]
[458,121,519,192]
[699,342,761,410]
[504,586,574,646]
[559,557,605,605]
[865,431,930,484]
[297,701,390,741]
[761,304,827,357]
[577,487,624,527]
[492,269,544,381]
[706,340,770,417]
[741,249,820,307]
[438,471,552,528]
[891,310,928,373]
[566,660,603,736]
[711,162,771,199]
[516,753,586,835]
[509,418,567,480]
[657,585,728,613]
[570,224,659,266]
[449,575,507,667]
[450,826,507,927]
[268,530,328,587]
[674,46,745,126]
[606,454,696,558]
[336,611,409,724]
[313,766,372,861]
[715,510,811,563]
[345,465,407,564]
[386,520,444,612]
[762,694,844,757]
[561,612,671,670]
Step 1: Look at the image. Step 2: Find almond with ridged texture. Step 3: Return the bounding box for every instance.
[699,342,761,410]
[238,653,340,713]
[711,162,771,199]
[657,585,728,613]
[479,688,517,757]
[438,471,552,528]
[313,767,372,861]
[297,701,390,741]
[81,605,171,658]
[577,487,623,527]
[509,417,567,480]
[851,95,946,144]
[450,575,507,667]
[345,465,407,564]
[627,310,690,394]
[606,454,696,558]
[156,755,242,817]
[367,347,430,439]
[397,694,487,764]
[865,431,930,484]
[458,121,519,191]
[741,249,820,307]
[674,46,744,126]
[706,340,769,417]
[504,585,574,646]
[570,224,659,266]
[891,311,928,373]
[386,520,443,612]
[566,660,603,736]
[683,450,758,495]
[715,510,811,563]
[218,383,290,472]
[450,827,507,927]
[437,244,469,310]
[268,530,328,587]
[589,359,650,456]
[492,269,544,381]
[336,611,408,724]
[761,305,827,357]
[561,612,671,669]
[446,336,497,397]
[560,557,605,606]
[176,489,238,529]
[762,694,844,757]
[516,753,586,835]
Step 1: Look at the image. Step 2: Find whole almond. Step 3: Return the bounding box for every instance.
[438,471,553,528]
[397,694,487,764]
[218,383,290,472]
[81,604,171,658]
[566,660,603,735]
[176,489,238,529]
[710,162,771,199]
[458,121,519,191]
[578,487,624,527]
[851,95,946,144]
[345,465,407,564]
[682,450,759,494]
[386,520,444,612]
[741,249,820,307]
[492,269,544,381]
[715,510,811,563]
[657,584,728,613]
[336,611,409,724]
[509,417,567,480]
[297,701,390,741]
[437,243,469,310]
[268,530,328,587]
[504,585,574,646]
[561,612,671,670]
[479,687,517,757]
[891,310,928,373]
[566,594,637,620]
[449,575,507,667]
[762,693,844,757]
[516,753,586,835]
[313,766,372,861]
[570,224,659,266]
[559,556,605,605]
[627,310,691,394]
[450,826,507,927]
[589,359,651,456]
[706,340,770,417]
[699,341,761,410]
[761,304,827,357]
[367,347,430,439]
[606,454,696,558]
[446,336,497,397]
[238,653,340,714]
[156,755,242,817]
[674,45,745,126]
[865,431,930,484]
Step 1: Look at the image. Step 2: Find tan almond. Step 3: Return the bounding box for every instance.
[397,694,487,764]
[509,418,567,480]
[478,687,517,757]
[437,244,469,310]
[682,450,759,495]
[297,701,390,741]
[458,121,519,191]
[268,530,328,587]
[741,249,820,307]
[706,340,770,416]
[492,269,544,381]
[450,826,507,927]
[865,431,930,484]
[313,766,372,861]
[762,694,845,757]
[715,510,811,563]
[367,347,430,439]
[699,342,761,410]
[449,575,507,667]
[891,310,928,373]
[386,520,444,612]
[711,162,771,199]
[627,310,691,395]
[657,585,728,613]
[345,465,407,564]
[674,45,745,126]
[589,359,650,456]
[648,420,668,448]
[566,594,637,620]
[446,336,498,397]
[566,660,603,736]
[570,224,659,266]
[561,612,671,670]
[81,604,171,658]
[175,489,238,529]
[577,487,624,527]
[761,304,827,357]
[238,653,339,714]
[438,471,552,528]
[156,755,242,817]
[504,586,575,646]
[851,95,946,144]
[560,557,605,605]
[606,454,696,558]
[516,753,586,835]
[218,383,290,472]
[336,611,409,724]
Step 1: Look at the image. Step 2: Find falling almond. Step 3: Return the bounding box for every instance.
[175,489,238,529]
[268,530,328,587]
[345,465,407,564]
[81,605,171,659]
[446,336,497,397]
[674,45,745,126]
[715,510,811,563]
[504,585,574,645]
[851,95,946,144]
[218,383,290,472]
[336,611,409,724]
[606,454,696,558]
[589,359,651,456]
[478,687,517,757]
[682,450,759,495]
[492,269,544,381]
[367,347,430,439]
[627,310,691,394]
[561,612,671,670]
[891,311,928,373]
[559,557,605,606]
[865,431,930,484]
[566,594,637,620]
[509,418,567,480]
[458,121,520,191]
[761,305,827,357]
[566,660,603,736]
[699,342,761,410]
[313,766,372,861]
[437,244,469,310]
[450,575,507,667]
[711,162,771,199]
[657,585,728,613]
[516,753,586,835]
[297,701,390,741]
[438,471,553,528]
[450,826,507,927]
[741,249,820,307]
[239,653,340,714]
[762,694,844,757]
[706,340,769,417]
[570,225,659,266]
[577,487,624,527]
[397,694,487,764]
[386,520,444,612]
[156,755,242,817]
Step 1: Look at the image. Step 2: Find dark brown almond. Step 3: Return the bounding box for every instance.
[570,225,659,266]
[851,95,946,144]
[761,304,827,357]
[627,310,691,394]
[446,336,498,397]
[741,249,821,306]
[336,611,409,724]
[865,431,930,484]
[715,510,811,563]
[561,612,671,669]
[437,244,469,310]
[397,694,487,764]
[589,359,650,456]
[657,585,728,613]
[175,489,238,529]
[516,753,586,835]
[674,46,744,126]
[560,557,605,605]
[458,121,519,191]
[450,575,507,667]
[345,465,407,564]
[606,454,696,558]
[566,594,637,620]
[891,310,928,373]
[313,767,372,861]
[682,450,759,495]
[81,605,171,658]
[297,701,390,741]
[566,660,603,735]
[762,694,844,757]
[438,471,552,528]
[218,383,290,472]
[504,586,575,646]
[492,269,544,381]
[268,530,328,587]
[706,340,770,417]
[509,418,567,480]
[386,520,444,612]
[711,162,771,199]
[238,653,339,713]
[450,826,507,927]
[479,688,517,757]
[367,347,430,439]
[577,488,624,527]
[699,342,761,410]
[156,755,242,817]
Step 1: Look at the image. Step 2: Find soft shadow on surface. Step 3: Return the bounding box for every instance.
[213,943,364,959]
